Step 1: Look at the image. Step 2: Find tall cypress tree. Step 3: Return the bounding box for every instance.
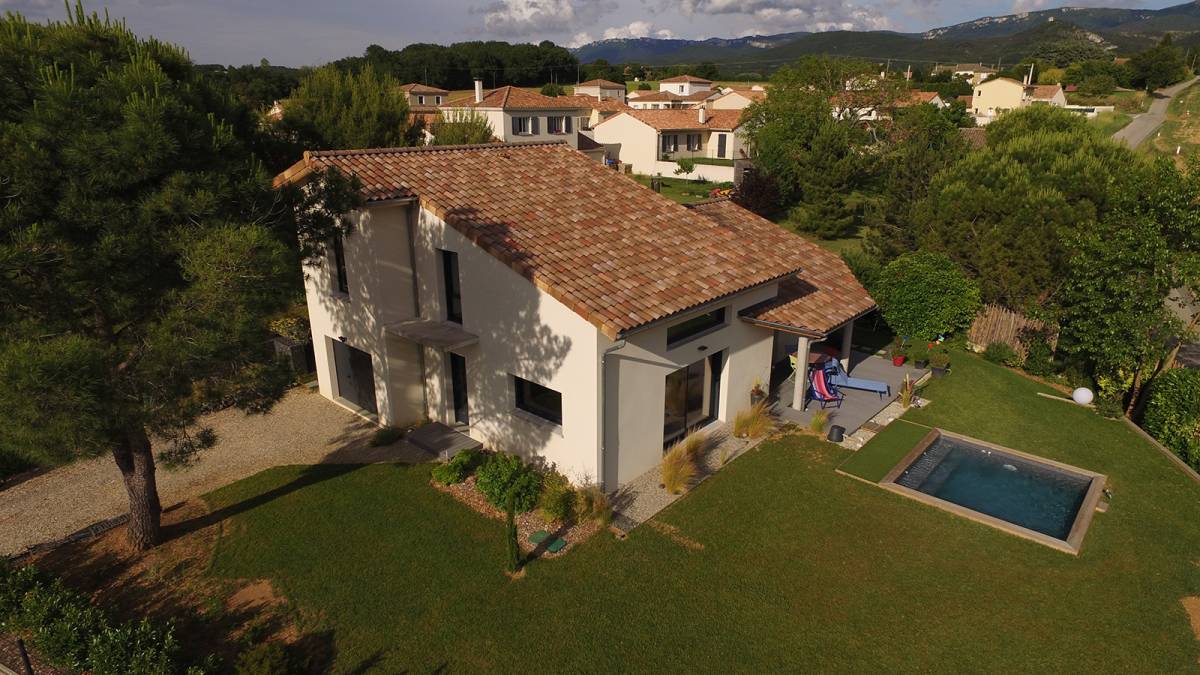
[0,5,359,549]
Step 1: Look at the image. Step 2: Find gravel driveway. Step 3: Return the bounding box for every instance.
[0,387,430,557]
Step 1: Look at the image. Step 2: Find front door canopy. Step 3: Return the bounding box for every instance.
[386,318,479,351]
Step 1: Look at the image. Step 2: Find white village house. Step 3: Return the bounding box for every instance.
[970,78,1067,124]
[439,81,605,160]
[628,75,721,109]
[591,108,746,182]
[274,142,875,490]
[572,78,627,103]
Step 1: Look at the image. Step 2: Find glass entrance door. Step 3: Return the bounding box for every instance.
[664,353,723,446]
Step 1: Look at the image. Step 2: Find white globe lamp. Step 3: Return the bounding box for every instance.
[1072,387,1094,406]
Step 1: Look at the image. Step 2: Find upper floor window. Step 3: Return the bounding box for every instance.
[686,133,701,151]
[514,376,562,425]
[331,234,349,296]
[435,95,443,104]
[512,116,536,135]
[547,115,572,134]
[667,307,726,348]
[417,95,426,105]
[678,85,685,93]
[440,249,462,324]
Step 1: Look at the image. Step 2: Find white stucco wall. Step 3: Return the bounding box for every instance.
[574,85,626,102]
[601,284,777,487]
[971,79,1024,117]
[412,207,604,484]
[304,204,425,428]
[592,113,659,174]
[660,81,711,96]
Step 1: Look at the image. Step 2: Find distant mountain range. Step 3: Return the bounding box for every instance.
[570,1,1200,67]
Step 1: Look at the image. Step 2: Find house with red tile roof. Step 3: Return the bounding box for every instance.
[969,78,1066,124]
[573,78,627,103]
[628,74,720,109]
[400,83,449,109]
[439,81,603,160]
[274,142,874,489]
[590,108,746,181]
[709,88,768,111]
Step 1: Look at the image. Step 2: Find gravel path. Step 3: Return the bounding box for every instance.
[0,388,430,557]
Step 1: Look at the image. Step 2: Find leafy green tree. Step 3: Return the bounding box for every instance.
[874,252,981,341]
[1143,368,1200,469]
[0,7,361,549]
[637,81,652,91]
[865,104,969,261]
[1064,59,1133,88]
[280,64,412,151]
[430,109,495,145]
[1130,35,1189,92]
[540,82,565,96]
[1078,74,1117,97]
[741,57,895,238]
[693,61,720,80]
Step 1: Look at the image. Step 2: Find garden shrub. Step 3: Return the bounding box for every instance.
[983,341,1021,367]
[661,442,696,495]
[476,453,541,513]
[0,562,198,674]
[538,470,575,524]
[1143,368,1200,469]
[539,82,565,96]
[370,426,404,447]
[235,642,294,675]
[873,252,981,342]
[928,348,951,369]
[1020,326,1057,376]
[574,485,612,526]
[430,447,483,486]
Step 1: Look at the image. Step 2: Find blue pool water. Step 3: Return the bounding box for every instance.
[895,436,1092,541]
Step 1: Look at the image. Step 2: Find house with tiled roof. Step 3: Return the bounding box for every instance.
[591,108,745,181]
[627,74,719,109]
[934,63,998,86]
[274,142,875,489]
[400,83,449,108]
[709,88,768,111]
[969,77,1066,124]
[439,81,603,160]
[573,79,627,103]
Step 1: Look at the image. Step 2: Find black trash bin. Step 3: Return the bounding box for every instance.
[827,425,845,443]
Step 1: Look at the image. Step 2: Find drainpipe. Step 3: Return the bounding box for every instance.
[598,339,628,493]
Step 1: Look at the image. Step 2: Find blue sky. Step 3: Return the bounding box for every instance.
[1,0,1182,66]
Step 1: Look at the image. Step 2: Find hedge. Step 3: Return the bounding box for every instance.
[874,252,981,342]
[0,561,209,674]
[1143,368,1200,470]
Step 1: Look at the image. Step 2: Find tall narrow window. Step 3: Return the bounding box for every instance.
[331,234,349,295]
[687,133,701,151]
[441,249,462,324]
[717,133,727,158]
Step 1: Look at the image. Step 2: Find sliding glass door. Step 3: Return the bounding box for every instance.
[664,353,723,446]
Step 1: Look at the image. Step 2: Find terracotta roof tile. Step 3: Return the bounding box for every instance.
[441,86,587,110]
[276,145,810,339]
[661,75,712,83]
[629,90,713,103]
[553,95,631,112]
[1027,84,1063,100]
[599,109,744,131]
[687,200,876,336]
[400,83,449,94]
[576,79,625,88]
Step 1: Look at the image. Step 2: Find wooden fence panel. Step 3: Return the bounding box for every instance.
[968,304,1055,355]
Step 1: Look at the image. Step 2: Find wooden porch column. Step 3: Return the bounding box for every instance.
[792,334,811,411]
[840,321,854,372]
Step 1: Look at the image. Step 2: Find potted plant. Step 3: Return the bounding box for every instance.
[891,346,907,366]
[750,378,766,406]
[911,342,931,369]
[929,348,951,377]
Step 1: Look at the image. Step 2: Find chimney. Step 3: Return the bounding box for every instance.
[474,78,483,104]
[698,106,706,124]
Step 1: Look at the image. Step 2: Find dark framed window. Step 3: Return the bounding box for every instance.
[331,234,349,295]
[686,133,701,151]
[440,249,462,324]
[666,307,726,348]
[514,376,562,425]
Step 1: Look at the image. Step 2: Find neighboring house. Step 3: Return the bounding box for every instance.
[573,78,627,103]
[591,108,745,181]
[627,90,717,109]
[400,83,449,108]
[658,74,713,96]
[970,78,1066,124]
[897,91,946,108]
[274,142,874,489]
[440,81,604,160]
[709,89,767,110]
[551,95,631,129]
[935,63,998,86]
[830,90,945,121]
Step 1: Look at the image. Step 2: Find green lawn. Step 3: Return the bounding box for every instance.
[1089,110,1133,136]
[1067,89,1152,114]
[630,174,728,204]
[205,352,1200,672]
[1143,81,1200,166]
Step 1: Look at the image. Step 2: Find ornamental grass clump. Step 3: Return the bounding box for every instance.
[899,374,916,409]
[809,409,829,435]
[680,432,708,461]
[574,485,613,526]
[661,443,696,495]
[733,401,772,438]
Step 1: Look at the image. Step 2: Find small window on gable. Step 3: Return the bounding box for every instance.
[435,95,442,104]
[418,95,425,105]
[514,376,562,425]
[667,307,726,348]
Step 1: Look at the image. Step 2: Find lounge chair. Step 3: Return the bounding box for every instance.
[807,366,844,409]
[824,360,890,399]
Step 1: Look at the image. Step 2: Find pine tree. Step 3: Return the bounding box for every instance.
[0,5,360,549]
[280,64,413,150]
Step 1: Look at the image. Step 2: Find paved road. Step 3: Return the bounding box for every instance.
[0,388,429,557]
[1112,77,1199,149]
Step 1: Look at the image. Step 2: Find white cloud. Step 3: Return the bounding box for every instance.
[673,0,891,32]
[476,0,617,38]
[600,20,673,39]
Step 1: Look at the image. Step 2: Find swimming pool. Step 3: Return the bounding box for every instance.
[881,429,1107,554]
